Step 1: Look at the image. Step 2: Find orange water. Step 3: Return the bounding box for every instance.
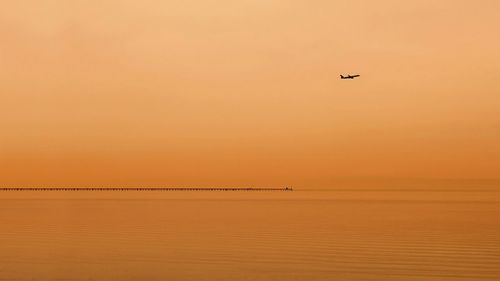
[1,190,499,280]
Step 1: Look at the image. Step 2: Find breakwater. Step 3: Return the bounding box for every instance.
[0,187,293,192]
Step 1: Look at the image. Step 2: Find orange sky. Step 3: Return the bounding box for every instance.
[1,1,499,187]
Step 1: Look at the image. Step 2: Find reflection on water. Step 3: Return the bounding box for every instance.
[1,190,499,281]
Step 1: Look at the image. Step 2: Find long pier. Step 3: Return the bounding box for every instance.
[0,187,293,192]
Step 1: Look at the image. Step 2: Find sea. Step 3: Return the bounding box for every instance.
[1,186,499,281]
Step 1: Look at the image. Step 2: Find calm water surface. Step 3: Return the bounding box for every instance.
[1,190,500,281]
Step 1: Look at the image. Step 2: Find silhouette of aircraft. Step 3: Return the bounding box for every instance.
[340,74,360,79]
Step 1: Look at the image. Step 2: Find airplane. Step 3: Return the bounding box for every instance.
[340,74,360,79]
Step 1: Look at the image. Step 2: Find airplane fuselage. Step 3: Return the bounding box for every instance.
[341,75,360,79]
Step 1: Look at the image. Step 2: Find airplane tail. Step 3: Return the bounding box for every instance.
[340,75,344,79]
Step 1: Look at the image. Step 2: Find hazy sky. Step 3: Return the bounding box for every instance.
[1,0,499,187]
